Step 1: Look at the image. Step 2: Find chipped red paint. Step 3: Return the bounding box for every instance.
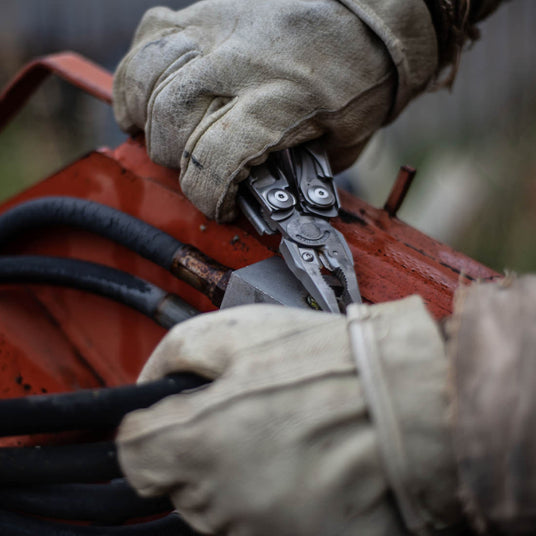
[0,55,499,447]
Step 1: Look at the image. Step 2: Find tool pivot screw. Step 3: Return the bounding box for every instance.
[267,188,295,209]
[307,186,335,207]
[301,252,314,262]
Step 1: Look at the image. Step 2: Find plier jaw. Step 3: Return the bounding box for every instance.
[238,143,362,313]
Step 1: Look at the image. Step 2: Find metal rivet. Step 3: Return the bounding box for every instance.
[267,188,295,210]
[301,252,314,262]
[307,185,335,207]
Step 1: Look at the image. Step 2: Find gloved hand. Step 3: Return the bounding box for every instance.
[117,298,464,535]
[113,0,438,221]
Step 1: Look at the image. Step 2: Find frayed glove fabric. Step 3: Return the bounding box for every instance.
[448,276,536,534]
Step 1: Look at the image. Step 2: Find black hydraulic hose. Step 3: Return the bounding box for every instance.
[0,197,179,269]
[0,196,232,305]
[0,480,173,524]
[0,255,198,328]
[0,441,121,485]
[0,373,206,437]
[0,509,198,536]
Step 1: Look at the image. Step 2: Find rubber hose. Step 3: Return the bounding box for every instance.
[0,197,181,270]
[0,373,206,437]
[0,480,173,524]
[0,510,197,535]
[0,441,121,485]
[0,255,198,327]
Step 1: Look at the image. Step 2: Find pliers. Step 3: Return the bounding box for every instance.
[238,142,362,313]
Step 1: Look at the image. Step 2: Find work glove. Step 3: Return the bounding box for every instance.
[117,298,464,535]
[113,0,438,221]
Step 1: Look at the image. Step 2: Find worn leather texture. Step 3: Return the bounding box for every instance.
[113,0,438,221]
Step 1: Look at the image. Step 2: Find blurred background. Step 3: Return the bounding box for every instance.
[0,0,534,272]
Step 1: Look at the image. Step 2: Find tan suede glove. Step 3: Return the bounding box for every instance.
[113,0,437,221]
[117,298,464,535]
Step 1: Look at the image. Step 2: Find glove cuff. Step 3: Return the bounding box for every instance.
[336,0,438,118]
[347,297,464,535]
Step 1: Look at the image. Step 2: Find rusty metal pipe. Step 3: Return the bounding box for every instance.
[171,246,231,306]
[383,165,417,217]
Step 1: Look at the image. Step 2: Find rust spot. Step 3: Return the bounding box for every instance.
[384,166,417,217]
[171,245,232,306]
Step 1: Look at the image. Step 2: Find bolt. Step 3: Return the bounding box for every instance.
[314,187,329,199]
[301,252,314,262]
[308,185,334,207]
[267,188,295,209]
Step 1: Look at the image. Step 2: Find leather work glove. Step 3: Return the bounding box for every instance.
[113,0,438,221]
[117,298,465,535]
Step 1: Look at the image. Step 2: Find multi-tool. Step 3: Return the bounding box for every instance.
[238,142,361,313]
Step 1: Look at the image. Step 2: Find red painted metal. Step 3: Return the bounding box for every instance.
[0,55,500,448]
[0,52,112,133]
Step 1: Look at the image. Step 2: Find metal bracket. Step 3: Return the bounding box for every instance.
[0,52,113,134]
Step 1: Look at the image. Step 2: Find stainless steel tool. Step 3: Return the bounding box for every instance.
[237,142,361,313]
